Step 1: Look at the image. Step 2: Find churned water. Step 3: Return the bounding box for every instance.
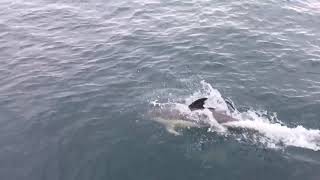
[1,0,320,179]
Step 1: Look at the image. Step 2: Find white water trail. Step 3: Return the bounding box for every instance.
[224,115,320,151]
[200,81,320,151]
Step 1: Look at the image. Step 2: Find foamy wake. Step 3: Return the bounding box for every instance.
[151,80,320,151]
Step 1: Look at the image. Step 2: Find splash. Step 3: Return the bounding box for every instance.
[150,81,320,151]
[185,80,231,114]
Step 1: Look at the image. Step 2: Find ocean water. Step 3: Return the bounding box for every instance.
[1,0,320,179]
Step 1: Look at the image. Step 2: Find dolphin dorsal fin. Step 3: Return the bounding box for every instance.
[188,98,208,111]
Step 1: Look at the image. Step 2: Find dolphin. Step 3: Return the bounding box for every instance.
[188,98,238,124]
[149,98,239,135]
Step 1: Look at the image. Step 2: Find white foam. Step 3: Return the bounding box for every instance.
[224,115,320,151]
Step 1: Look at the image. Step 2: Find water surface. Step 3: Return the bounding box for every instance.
[1,0,320,179]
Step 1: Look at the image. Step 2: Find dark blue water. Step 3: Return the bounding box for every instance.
[1,0,320,179]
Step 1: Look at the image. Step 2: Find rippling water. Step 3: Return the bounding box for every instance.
[1,0,320,179]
